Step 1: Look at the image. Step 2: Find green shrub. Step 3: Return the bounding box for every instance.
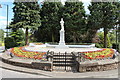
[4,37,17,49]
[96,32,112,48]
[17,41,25,47]
[10,29,25,47]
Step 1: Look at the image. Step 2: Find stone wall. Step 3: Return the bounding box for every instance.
[1,55,119,72]
[79,62,119,72]
[1,58,53,71]
[32,62,53,71]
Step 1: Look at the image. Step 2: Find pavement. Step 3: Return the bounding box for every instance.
[0,52,119,78]
[0,46,5,53]
[25,46,102,53]
[0,68,50,78]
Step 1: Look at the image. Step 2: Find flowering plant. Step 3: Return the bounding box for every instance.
[34,43,44,45]
[80,48,114,60]
[11,47,46,60]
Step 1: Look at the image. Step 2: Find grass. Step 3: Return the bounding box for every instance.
[0,41,4,46]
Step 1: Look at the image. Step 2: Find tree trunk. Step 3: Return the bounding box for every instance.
[52,32,55,42]
[25,27,29,45]
[85,29,98,43]
[104,27,107,48]
[73,32,77,43]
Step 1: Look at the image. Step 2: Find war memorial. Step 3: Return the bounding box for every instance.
[0,18,119,73]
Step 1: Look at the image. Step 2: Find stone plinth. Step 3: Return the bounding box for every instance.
[55,18,69,49]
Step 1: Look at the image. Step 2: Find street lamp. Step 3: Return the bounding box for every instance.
[0,4,9,37]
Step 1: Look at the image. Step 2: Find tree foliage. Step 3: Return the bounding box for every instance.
[0,29,4,42]
[87,1,118,47]
[10,29,25,46]
[10,1,41,45]
[34,0,63,42]
[63,0,87,43]
[5,37,16,49]
[8,0,120,48]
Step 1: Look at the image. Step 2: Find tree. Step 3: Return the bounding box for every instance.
[10,29,25,46]
[0,29,4,42]
[10,1,41,45]
[63,0,86,43]
[35,0,63,42]
[114,1,120,25]
[108,30,116,44]
[101,2,117,48]
[95,32,112,48]
[88,1,118,47]
[86,2,103,43]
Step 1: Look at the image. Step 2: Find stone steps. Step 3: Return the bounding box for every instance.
[53,57,73,59]
[52,53,74,71]
[53,66,72,72]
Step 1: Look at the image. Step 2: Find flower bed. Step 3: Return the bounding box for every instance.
[34,43,44,45]
[11,47,46,60]
[80,48,114,60]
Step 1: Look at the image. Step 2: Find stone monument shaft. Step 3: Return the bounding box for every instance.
[56,18,69,48]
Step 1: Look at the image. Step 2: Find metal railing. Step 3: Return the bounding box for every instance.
[46,51,81,72]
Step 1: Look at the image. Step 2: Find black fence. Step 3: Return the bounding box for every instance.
[46,51,80,72]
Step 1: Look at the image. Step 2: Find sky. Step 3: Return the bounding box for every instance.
[0,0,91,31]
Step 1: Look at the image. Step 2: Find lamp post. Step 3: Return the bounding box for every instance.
[116,19,119,51]
[0,4,9,37]
[116,24,118,50]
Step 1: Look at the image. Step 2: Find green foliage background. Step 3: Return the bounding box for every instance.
[6,0,120,50]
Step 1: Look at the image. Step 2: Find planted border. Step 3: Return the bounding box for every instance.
[80,48,114,60]
[11,47,47,60]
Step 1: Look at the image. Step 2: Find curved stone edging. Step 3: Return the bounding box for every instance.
[24,46,103,53]
[0,57,52,71]
[0,54,119,72]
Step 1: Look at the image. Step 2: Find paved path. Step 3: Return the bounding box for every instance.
[0,46,5,53]
[0,68,50,78]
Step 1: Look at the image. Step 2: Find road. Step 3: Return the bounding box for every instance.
[0,68,50,78]
[0,67,119,78]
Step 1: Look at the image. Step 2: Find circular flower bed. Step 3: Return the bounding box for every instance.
[11,47,46,60]
[81,48,114,60]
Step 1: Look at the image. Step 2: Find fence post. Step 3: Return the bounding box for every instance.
[78,52,80,62]
[72,52,79,72]
[51,51,54,71]
[51,51,54,62]
[65,52,67,71]
[59,52,60,67]
[47,50,49,61]
[71,52,75,64]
